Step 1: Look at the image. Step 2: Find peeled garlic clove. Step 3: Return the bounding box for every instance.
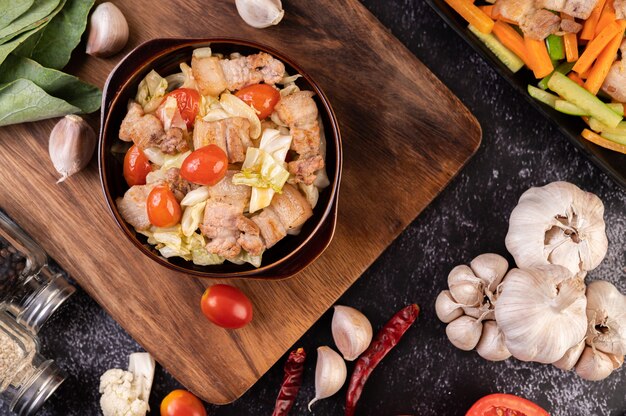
[86,2,129,58]
[435,291,463,323]
[470,253,509,293]
[553,339,585,371]
[575,346,619,381]
[235,0,284,29]
[446,315,483,351]
[331,305,373,361]
[49,115,96,183]
[585,280,626,356]
[476,321,511,361]
[308,346,346,410]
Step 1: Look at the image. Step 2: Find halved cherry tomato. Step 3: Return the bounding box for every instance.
[160,389,206,416]
[235,84,281,120]
[147,185,181,228]
[123,145,152,186]
[466,393,550,416]
[161,88,200,129]
[200,284,253,329]
[180,144,228,186]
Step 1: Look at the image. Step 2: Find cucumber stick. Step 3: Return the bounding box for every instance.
[607,103,625,117]
[538,62,575,90]
[588,117,626,135]
[546,35,565,61]
[528,85,588,116]
[547,72,623,128]
[469,25,524,73]
[555,100,588,116]
[601,132,626,145]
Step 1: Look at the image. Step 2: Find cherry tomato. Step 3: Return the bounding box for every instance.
[160,389,206,416]
[123,145,152,186]
[147,185,181,228]
[200,284,253,329]
[466,394,549,416]
[162,88,200,129]
[180,144,228,186]
[235,84,280,120]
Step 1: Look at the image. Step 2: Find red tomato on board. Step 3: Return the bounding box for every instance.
[161,88,200,129]
[146,185,181,228]
[160,389,206,416]
[466,394,550,416]
[235,84,281,120]
[123,145,152,186]
[180,144,228,186]
[200,284,253,329]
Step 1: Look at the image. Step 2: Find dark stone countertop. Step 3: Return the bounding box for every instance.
[2,1,625,415]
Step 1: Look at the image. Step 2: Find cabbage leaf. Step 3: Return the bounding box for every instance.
[136,70,168,112]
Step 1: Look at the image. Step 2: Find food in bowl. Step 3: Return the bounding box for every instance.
[115,47,330,268]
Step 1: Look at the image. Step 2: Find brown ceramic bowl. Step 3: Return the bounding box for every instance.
[98,38,342,279]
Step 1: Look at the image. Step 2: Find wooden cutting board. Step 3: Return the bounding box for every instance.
[0,0,481,404]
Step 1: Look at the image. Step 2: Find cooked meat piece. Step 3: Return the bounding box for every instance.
[236,217,264,256]
[160,127,189,155]
[193,117,252,163]
[274,91,318,129]
[119,102,165,149]
[563,0,598,19]
[560,18,583,33]
[164,167,198,202]
[252,207,287,249]
[220,52,285,91]
[615,0,626,19]
[201,202,242,258]
[521,9,561,40]
[493,0,535,23]
[601,44,626,102]
[269,184,313,230]
[288,155,325,186]
[207,171,251,210]
[537,0,567,11]
[191,55,228,97]
[116,184,154,230]
[291,125,321,156]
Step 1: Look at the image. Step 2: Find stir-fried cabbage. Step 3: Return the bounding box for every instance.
[142,147,165,166]
[138,226,223,266]
[145,150,191,184]
[193,47,212,59]
[220,93,261,139]
[165,63,197,92]
[232,147,290,206]
[136,70,168,113]
[181,186,210,207]
[181,201,206,237]
[229,250,263,268]
[156,96,186,131]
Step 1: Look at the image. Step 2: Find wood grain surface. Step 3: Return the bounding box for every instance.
[0,0,481,404]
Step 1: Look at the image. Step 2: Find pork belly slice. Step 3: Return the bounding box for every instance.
[291,125,321,156]
[192,55,228,97]
[119,102,165,149]
[288,155,325,186]
[616,0,626,19]
[520,9,561,40]
[561,18,583,33]
[602,48,626,102]
[274,91,318,129]
[116,184,155,231]
[161,127,189,155]
[193,117,252,163]
[562,0,599,19]
[252,207,287,249]
[164,167,199,202]
[493,0,535,24]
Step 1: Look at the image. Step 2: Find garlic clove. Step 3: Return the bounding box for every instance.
[585,280,626,356]
[435,291,464,323]
[331,305,373,361]
[445,315,483,351]
[575,346,619,381]
[235,0,284,29]
[463,304,494,321]
[449,279,483,307]
[308,346,346,410]
[470,253,508,293]
[49,115,96,183]
[476,320,511,361]
[553,339,586,371]
[86,2,129,58]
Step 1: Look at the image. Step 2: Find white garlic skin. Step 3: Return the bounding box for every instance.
[575,346,622,381]
[331,305,373,361]
[553,339,585,371]
[235,0,284,29]
[447,265,483,306]
[308,346,346,410]
[446,315,483,351]
[470,253,508,294]
[585,280,626,356]
[49,115,96,183]
[505,181,608,275]
[476,320,511,361]
[86,2,129,58]
[495,265,587,364]
[435,290,463,323]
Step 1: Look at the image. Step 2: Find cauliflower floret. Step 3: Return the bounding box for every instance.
[99,369,149,416]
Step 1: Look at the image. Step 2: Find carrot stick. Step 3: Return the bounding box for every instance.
[584,24,626,94]
[480,5,519,24]
[563,33,579,62]
[492,21,532,67]
[524,37,554,78]
[568,72,585,86]
[573,21,622,74]
[595,0,616,36]
[580,0,607,40]
[479,5,494,16]
[444,0,494,34]
[581,128,626,153]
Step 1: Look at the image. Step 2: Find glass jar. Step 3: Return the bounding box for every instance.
[0,312,65,415]
[0,209,75,333]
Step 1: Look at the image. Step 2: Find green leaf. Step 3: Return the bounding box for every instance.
[0,26,42,67]
[0,0,34,32]
[28,0,95,69]
[0,0,62,44]
[0,78,80,127]
[0,54,100,113]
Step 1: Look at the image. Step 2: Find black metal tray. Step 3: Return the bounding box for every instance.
[426,0,626,189]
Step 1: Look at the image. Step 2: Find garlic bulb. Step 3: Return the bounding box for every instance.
[476,321,511,361]
[553,339,585,371]
[575,346,623,381]
[495,265,587,364]
[49,115,96,183]
[86,2,129,58]
[447,265,483,306]
[435,290,464,323]
[446,315,483,351]
[331,306,373,361]
[585,280,626,356]
[235,0,284,29]
[308,346,346,410]
[469,253,508,295]
[505,181,608,275]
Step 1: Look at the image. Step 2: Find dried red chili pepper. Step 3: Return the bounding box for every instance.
[345,304,420,416]
[272,347,306,416]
